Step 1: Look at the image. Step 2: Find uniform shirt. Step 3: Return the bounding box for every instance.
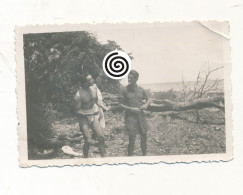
[119,85,148,109]
[119,85,149,135]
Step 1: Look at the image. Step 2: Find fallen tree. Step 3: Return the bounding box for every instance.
[146,96,224,112]
[178,65,224,122]
[102,93,225,113]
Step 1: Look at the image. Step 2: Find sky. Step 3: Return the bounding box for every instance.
[86,21,231,84]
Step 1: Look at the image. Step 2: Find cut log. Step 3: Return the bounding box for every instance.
[102,92,224,112]
[147,96,225,112]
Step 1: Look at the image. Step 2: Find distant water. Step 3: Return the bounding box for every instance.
[140,79,224,92]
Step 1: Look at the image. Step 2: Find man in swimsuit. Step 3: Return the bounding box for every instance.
[73,73,109,158]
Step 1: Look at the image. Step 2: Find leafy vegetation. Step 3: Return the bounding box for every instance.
[24,32,125,105]
[23,31,129,156]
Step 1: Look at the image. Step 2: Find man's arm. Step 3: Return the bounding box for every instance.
[140,89,151,110]
[119,104,141,113]
[118,87,141,113]
[97,100,110,111]
[140,98,152,110]
[95,86,110,111]
[75,109,98,116]
[73,90,82,114]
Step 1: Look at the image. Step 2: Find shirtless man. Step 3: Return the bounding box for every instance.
[73,73,109,158]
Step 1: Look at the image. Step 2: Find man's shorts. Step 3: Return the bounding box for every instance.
[125,113,148,136]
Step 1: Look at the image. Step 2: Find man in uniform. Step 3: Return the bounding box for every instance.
[73,73,109,158]
[119,70,150,156]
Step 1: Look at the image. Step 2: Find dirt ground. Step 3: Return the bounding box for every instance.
[44,109,225,159]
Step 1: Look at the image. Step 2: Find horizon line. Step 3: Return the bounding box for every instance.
[139,78,224,86]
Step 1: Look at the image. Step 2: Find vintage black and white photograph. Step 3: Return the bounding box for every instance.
[16,22,232,166]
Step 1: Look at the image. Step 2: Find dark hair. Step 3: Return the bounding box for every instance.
[129,70,139,80]
[79,72,89,86]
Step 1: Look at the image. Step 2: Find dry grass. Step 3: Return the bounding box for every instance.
[38,108,226,159]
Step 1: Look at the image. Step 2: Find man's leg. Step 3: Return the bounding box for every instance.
[92,116,106,157]
[138,115,148,156]
[140,132,147,156]
[78,116,93,158]
[128,135,136,156]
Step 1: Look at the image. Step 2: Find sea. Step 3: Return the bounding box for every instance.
[140,79,224,92]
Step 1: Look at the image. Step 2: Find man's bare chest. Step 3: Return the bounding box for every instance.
[79,88,97,104]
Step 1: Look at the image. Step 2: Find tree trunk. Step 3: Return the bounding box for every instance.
[102,93,225,112]
[147,96,224,112]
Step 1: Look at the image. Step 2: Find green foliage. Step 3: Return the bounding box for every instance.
[24,31,132,153]
[24,31,128,106]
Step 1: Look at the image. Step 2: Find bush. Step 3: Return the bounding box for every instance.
[24,31,131,156]
[24,32,129,106]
